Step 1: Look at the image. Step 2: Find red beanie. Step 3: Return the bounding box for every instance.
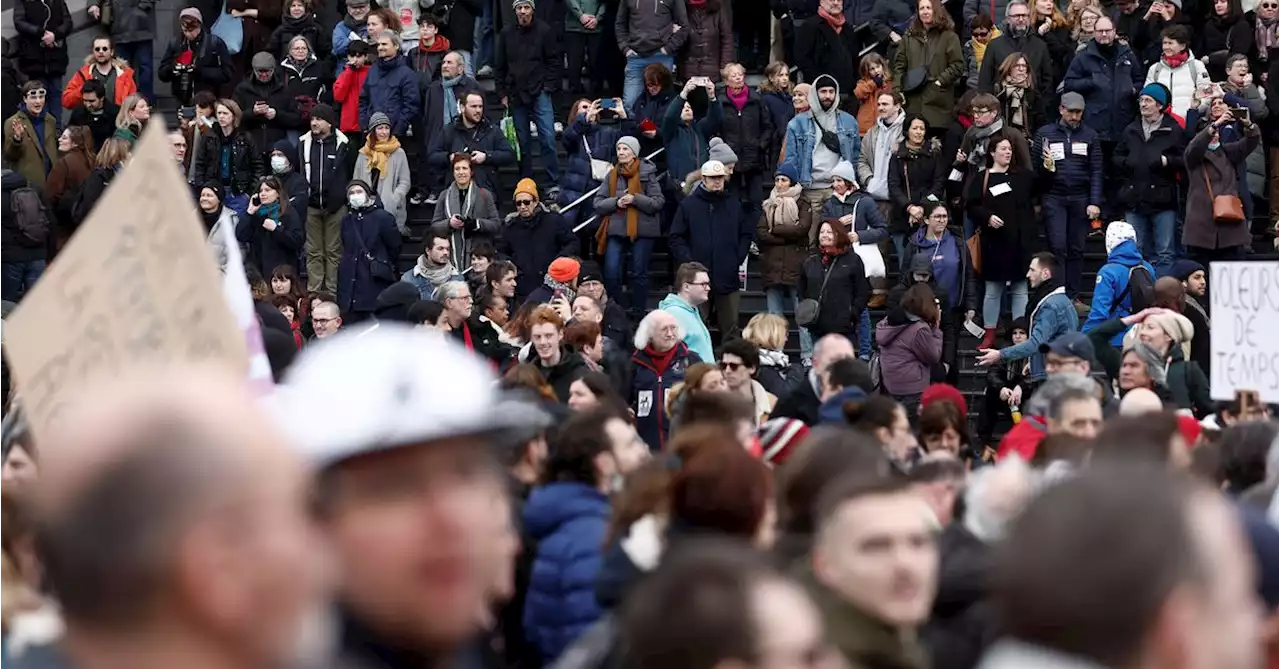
[921,383,968,418]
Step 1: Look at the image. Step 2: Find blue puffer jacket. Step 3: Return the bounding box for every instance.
[1061,41,1144,142]
[559,117,633,209]
[522,481,612,664]
[998,286,1079,381]
[631,342,702,450]
[1082,239,1154,347]
[358,54,422,136]
[1032,120,1103,204]
[661,95,723,188]
[669,184,754,295]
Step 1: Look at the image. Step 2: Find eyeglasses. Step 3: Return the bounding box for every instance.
[93,46,111,52]
[971,107,995,115]
[313,316,338,326]
[972,29,990,37]
[25,90,46,99]
[688,281,711,287]
[515,198,534,206]
[1009,12,1029,18]
[1094,27,1115,33]
[719,361,744,371]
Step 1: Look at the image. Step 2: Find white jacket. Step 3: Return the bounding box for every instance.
[1145,54,1210,120]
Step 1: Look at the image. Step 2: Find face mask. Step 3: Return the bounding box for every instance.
[1207,140,1221,151]
[270,155,290,173]
[348,192,367,208]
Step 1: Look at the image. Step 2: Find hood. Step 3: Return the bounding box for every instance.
[373,282,422,322]
[80,54,129,69]
[539,347,589,380]
[808,74,843,128]
[658,293,698,315]
[522,481,611,541]
[1107,239,1144,267]
[875,318,922,347]
[1,169,28,191]
[818,386,867,424]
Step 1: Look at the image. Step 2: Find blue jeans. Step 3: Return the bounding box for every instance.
[473,0,494,69]
[1042,193,1089,298]
[1126,210,1177,277]
[857,309,873,360]
[115,40,154,101]
[1,259,46,303]
[457,50,474,77]
[764,286,813,360]
[603,236,655,319]
[623,53,674,111]
[982,280,1028,327]
[512,92,559,182]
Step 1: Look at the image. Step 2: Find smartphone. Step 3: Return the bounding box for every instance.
[600,98,616,110]
[1229,106,1250,122]
[553,288,565,301]
[250,195,261,207]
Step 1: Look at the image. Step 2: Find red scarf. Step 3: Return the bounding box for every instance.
[820,244,840,265]
[643,343,679,376]
[461,321,475,351]
[818,6,845,32]
[1162,50,1190,69]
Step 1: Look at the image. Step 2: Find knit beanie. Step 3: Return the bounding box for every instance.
[1169,259,1205,282]
[1104,220,1136,255]
[514,178,539,201]
[708,137,738,165]
[548,257,581,283]
[367,111,392,134]
[1139,83,1171,110]
[775,162,800,185]
[759,418,810,467]
[310,103,338,127]
[616,135,641,158]
[921,383,968,418]
[832,160,858,186]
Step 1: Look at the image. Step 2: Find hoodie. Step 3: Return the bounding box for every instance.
[875,306,943,397]
[657,293,714,364]
[781,74,861,188]
[1082,238,1153,347]
[818,386,868,424]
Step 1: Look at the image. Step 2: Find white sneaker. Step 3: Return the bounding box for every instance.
[477,65,494,78]
[554,121,564,135]
[530,121,538,137]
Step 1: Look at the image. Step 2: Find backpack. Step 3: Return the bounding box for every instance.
[1121,265,1155,312]
[10,185,50,246]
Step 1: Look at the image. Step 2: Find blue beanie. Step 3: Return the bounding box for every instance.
[1139,83,1170,110]
[775,162,800,185]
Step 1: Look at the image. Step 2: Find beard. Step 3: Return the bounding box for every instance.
[820,98,836,111]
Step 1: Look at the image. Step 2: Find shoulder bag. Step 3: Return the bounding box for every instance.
[967,171,986,275]
[1202,166,1245,223]
[351,217,396,282]
[795,259,834,327]
[903,37,937,93]
[584,137,613,181]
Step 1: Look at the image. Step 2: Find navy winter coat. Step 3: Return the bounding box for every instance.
[669,184,754,295]
[358,54,422,136]
[559,117,634,209]
[498,205,581,299]
[761,89,795,154]
[820,191,888,244]
[1062,41,1145,142]
[523,481,611,664]
[631,343,702,450]
[337,201,402,313]
[661,95,723,187]
[1031,120,1103,204]
[718,90,776,174]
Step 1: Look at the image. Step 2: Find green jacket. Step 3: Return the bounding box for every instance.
[794,562,929,669]
[891,26,964,129]
[565,0,605,33]
[3,109,59,192]
[1088,317,1213,418]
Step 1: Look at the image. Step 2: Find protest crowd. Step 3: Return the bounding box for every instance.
[2,0,1280,665]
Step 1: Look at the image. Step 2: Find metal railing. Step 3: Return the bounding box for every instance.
[565,147,667,233]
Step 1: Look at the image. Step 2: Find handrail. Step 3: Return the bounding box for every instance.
[567,147,666,233]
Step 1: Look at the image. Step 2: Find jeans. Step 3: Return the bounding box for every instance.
[857,309,873,359]
[603,236,655,319]
[891,233,907,267]
[115,40,154,101]
[1126,210,1177,277]
[512,92,560,182]
[1042,193,1089,298]
[764,286,813,360]
[982,280,1028,327]
[1,259,46,303]
[622,53,674,111]
[457,49,474,77]
[473,0,494,69]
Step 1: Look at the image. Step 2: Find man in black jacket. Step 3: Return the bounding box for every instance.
[575,260,632,349]
[67,80,118,151]
[1113,83,1186,278]
[417,51,480,203]
[158,7,233,106]
[771,334,856,425]
[977,1,1054,100]
[233,52,303,161]
[427,89,515,199]
[794,0,860,95]
[297,104,351,293]
[496,0,562,196]
[497,178,579,300]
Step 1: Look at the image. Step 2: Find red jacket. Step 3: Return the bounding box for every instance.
[332,64,369,134]
[996,415,1047,462]
[62,58,139,109]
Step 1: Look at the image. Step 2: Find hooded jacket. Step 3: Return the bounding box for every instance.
[537,347,592,404]
[359,53,421,137]
[11,0,72,79]
[522,481,611,664]
[337,194,402,313]
[1,169,48,264]
[1082,239,1154,346]
[498,203,580,299]
[657,293,714,364]
[876,309,944,397]
[1063,40,1145,142]
[782,75,861,188]
[297,129,351,213]
[233,70,303,152]
[62,57,139,109]
[669,183,754,296]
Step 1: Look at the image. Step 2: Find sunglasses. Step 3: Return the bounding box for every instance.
[720,361,744,371]
[515,198,534,206]
[93,46,111,52]
[25,90,47,98]
[972,29,990,37]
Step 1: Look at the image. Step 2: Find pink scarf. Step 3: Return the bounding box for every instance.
[726,85,749,111]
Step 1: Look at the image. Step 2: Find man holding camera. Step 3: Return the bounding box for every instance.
[496,0,562,197]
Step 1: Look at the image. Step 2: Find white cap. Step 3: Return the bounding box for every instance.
[276,325,538,467]
[700,160,726,177]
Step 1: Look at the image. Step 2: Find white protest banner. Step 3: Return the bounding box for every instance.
[5,122,249,444]
[1209,261,1280,403]
[220,223,275,397]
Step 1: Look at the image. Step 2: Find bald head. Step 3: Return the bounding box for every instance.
[1119,387,1164,416]
[813,334,856,374]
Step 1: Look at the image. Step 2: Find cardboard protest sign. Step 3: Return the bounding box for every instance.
[5,122,249,442]
[1209,261,1279,404]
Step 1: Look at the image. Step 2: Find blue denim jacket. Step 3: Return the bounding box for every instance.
[999,288,1079,381]
[782,112,861,187]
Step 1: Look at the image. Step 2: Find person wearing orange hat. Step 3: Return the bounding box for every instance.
[498,178,580,301]
[524,256,582,308]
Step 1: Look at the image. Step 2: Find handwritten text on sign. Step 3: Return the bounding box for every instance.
[1209,262,1279,403]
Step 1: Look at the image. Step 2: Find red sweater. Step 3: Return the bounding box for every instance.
[332,64,370,134]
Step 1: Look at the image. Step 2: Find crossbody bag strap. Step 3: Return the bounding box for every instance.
[903,158,911,203]
[1201,166,1214,199]
[583,136,593,160]
[816,257,836,304]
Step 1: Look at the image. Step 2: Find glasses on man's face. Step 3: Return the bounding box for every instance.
[688,281,711,288]
[515,198,534,207]
[25,91,46,100]
[1009,12,1029,18]
[720,361,743,371]
[313,317,337,326]
[94,46,111,53]
[971,107,995,116]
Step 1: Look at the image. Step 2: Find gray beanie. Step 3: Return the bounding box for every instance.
[832,160,857,185]
[616,135,641,158]
[368,111,392,133]
[708,137,738,165]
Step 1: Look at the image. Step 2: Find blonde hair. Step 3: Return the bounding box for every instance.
[721,62,746,82]
[743,313,788,351]
[1030,0,1070,28]
[114,93,146,130]
[95,136,131,167]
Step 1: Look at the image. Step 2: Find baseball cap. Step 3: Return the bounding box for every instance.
[276,325,547,468]
[1060,92,1086,111]
[700,160,727,177]
[1039,331,1095,363]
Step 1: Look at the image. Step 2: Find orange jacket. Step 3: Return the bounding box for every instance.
[62,58,139,109]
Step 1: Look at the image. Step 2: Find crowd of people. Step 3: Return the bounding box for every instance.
[0,0,1279,667]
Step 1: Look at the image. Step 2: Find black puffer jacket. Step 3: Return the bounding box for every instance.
[193,128,264,195]
[233,72,304,154]
[11,0,72,79]
[718,89,775,174]
[1113,113,1187,214]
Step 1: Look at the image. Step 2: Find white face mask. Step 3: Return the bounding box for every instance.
[270,155,290,173]
[348,192,368,208]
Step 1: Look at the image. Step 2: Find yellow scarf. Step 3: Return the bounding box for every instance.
[360,135,401,176]
[972,27,1001,74]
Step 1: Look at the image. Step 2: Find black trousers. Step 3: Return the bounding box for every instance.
[565,31,603,95]
[978,386,1013,444]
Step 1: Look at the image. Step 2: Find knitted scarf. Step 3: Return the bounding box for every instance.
[1161,50,1190,69]
[541,274,578,302]
[441,75,465,128]
[413,254,457,288]
[1257,15,1278,53]
[1001,84,1028,130]
[360,135,401,177]
[444,182,476,219]
[966,117,1004,168]
[762,184,802,231]
[726,85,749,111]
[818,5,845,32]
[596,159,642,254]
[259,200,281,223]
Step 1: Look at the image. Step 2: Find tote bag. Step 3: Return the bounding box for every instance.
[210,1,244,55]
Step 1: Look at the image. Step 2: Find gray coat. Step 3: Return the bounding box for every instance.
[353,147,412,231]
[93,0,156,44]
[592,159,666,239]
[431,183,501,269]
[1182,123,1260,250]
